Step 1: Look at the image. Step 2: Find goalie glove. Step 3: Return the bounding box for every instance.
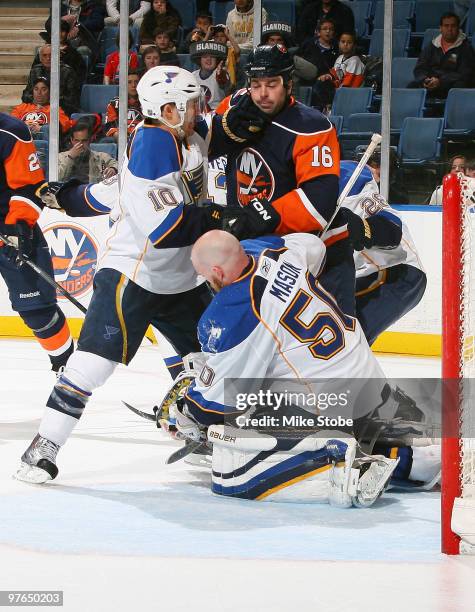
[221,93,271,143]
[228,197,281,240]
[342,207,374,251]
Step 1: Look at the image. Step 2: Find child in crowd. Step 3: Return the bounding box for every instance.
[139,0,181,50]
[104,72,143,141]
[313,30,364,110]
[103,30,139,84]
[153,29,180,66]
[190,42,230,110]
[182,12,213,52]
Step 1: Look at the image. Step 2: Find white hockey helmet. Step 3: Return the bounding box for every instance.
[137,66,203,128]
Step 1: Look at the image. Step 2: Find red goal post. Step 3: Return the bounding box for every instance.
[442,172,475,555]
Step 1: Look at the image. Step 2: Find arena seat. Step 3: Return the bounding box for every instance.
[331,88,374,129]
[397,117,444,165]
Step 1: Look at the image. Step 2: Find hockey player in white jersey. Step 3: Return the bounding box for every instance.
[165,229,401,506]
[14,66,266,484]
[340,161,427,345]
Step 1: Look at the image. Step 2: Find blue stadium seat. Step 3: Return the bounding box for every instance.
[421,28,440,49]
[341,0,372,37]
[390,88,426,134]
[263,0,296,27]
[391,57,418,87]
[172,0,197,30]
[329,114,343,136]
[397,117,444,165]
[209,1,234,25]
[464,2,475,35]
[91,142,118,159]
[414,1,453,35]
[373,1,415,29]
[368,28,410,57]
[34,139,49,176]
[331,88,374,129]
[339,113,382,158]
[443,89,475,138]
[178,53,195,71]
[80,84,119,114]
[294,86,312,105]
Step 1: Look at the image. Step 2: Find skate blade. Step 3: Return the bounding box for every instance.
[14,462,53,484]
[184,453,212,468]
[352,459,399,508]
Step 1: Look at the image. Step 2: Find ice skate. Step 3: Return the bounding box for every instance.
[15,434,59,484]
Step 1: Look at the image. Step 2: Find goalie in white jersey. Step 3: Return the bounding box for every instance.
[167,230,401,506]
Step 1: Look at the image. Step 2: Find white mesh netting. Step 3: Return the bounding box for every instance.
[459,175,475,499]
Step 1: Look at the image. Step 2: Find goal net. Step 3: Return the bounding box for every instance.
[442,172,475,554]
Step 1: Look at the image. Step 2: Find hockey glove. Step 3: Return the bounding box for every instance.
[38,178,83,211]
[342,208,374,251]
[0,221,33,265]
[222,94,271,143]
[229,197,281,240]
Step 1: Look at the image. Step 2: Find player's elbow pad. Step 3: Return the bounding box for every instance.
[367,214,402,248]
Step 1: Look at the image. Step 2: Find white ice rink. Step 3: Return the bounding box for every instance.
[1,338,474,612]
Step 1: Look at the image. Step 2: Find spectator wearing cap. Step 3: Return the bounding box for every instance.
[103,72,143,140]
[22,44,80,116]
[153,29,180,66]
[182,13,213,53]
[298,18,338,76]
[261,22,317,84]
[226,0,268,52]
[11,77,72,138]
[190,42,230,110]
[204,24,242,88]
[38,19,87,85]
[408,12,475,99]
[45,1,106,63]
[297,0,355,44]
[105,1,151,28]
[103,30,139,84]
[139,45,161,75]
[58,119,118,184]
[139,0,181,50]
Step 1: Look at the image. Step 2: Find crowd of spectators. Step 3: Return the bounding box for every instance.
[8,0,475,190]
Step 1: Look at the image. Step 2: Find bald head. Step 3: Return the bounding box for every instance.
[191,230,250,291]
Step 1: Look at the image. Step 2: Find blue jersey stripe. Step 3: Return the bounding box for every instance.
[149,206,184,245]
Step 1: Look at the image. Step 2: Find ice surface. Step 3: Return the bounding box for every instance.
[1,339,473,612]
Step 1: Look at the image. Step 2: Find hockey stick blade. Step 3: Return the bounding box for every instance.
[166,440,207,464]
[122,401,157,422]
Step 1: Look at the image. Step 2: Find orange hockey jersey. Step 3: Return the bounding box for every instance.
[10,103,72,134]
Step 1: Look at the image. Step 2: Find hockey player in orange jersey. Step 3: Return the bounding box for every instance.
[211,45,355,315]
[0,113,73,371]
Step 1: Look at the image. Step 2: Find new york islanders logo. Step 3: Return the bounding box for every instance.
[43,223,98,299]
[22,111,48,125]
[236,148,275,207]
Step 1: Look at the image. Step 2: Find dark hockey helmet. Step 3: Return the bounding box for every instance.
[244,44,294,84]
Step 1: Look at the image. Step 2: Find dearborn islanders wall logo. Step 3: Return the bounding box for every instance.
[43,223,98,299]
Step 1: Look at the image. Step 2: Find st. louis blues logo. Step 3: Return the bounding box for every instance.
[43,223,98,299]
[164,72,179,83]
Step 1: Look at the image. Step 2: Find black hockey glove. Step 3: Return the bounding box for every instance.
[38,178,83,210]
[0,221,33,265]
[228,197,281,240]
[222,94,271,143]
[342,207,374,251]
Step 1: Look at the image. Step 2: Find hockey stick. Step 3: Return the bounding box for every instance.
[0,230,87,315]
[319,133,383,241]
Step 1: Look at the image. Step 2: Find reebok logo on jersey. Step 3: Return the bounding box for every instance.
[104,325,120,340]
[260,258,272,277]
[19,291,41,298]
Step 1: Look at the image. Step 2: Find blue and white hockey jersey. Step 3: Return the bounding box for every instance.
[185,233,385,426]
[339,161,423,280]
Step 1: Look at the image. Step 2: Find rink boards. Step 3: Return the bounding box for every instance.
[0,206,442,356]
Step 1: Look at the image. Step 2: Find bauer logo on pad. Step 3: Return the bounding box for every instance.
[43,223,98,300]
